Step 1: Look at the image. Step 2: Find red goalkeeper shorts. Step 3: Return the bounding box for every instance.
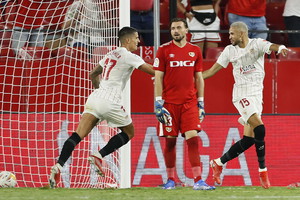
[157,100,201,137]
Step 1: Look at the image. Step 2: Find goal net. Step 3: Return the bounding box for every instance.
[0,0,130,188]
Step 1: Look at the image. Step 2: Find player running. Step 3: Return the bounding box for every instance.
[48,27,154,188]
[154,18,215,190]
[203,21,288,189]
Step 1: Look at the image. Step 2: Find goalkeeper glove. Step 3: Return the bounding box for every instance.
[155,100,170,124]
[198,100,205,123]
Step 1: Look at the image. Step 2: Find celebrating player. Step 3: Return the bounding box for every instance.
[154,18,215,190]
[49,27,154,188]
[203,21,288,189]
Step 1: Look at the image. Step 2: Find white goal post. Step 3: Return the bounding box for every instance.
[0,0,131,188]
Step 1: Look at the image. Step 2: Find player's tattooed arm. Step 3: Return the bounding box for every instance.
[89,64,103,89]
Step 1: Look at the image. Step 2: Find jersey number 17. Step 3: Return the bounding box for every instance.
[102,58,117,80]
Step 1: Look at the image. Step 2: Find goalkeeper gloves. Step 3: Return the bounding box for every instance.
[155,99,170,124]
[198,100,205,123]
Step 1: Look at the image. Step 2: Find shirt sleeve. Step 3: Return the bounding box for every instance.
[127,52,145,69]
[99,56,105,67]
[153,47,165,72]
[257,38,273,55]
[216,46,230,68]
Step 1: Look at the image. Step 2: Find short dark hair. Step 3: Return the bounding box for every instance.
[170,18,188,29]
[118,26,138,41]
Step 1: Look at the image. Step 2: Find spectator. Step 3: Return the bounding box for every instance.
[62,0,107,52]
[226,0,268,39]
[11,0,46,55]
[130,0,154,46]
[177,0,221,54]
[283,0,300,47]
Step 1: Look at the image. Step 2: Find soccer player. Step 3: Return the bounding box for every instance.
[154,18,215,190]
[48,27,154,188]
[203,21,288,189]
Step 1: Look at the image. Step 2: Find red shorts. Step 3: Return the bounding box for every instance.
[157,100,201,137]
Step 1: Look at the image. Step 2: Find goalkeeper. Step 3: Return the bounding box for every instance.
[49,27,154,188]
[153,18,214,190]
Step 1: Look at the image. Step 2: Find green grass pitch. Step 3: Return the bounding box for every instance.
[1,186,300,200]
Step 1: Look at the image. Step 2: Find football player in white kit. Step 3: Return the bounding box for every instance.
[203,22,288,189]
[49,27,154,188]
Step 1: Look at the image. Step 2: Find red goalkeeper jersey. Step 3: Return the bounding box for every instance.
[154,41,203,104]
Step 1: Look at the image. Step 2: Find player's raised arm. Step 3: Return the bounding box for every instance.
[202,62,223,79]
[138,63,155,76]
[269,44,288,57]
[89,64,103,89]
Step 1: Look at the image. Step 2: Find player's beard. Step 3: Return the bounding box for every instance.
[172,34,185,42]
[231,38,241,46]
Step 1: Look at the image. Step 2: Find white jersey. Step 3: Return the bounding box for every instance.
[217,38,272,101]
[97,47,145,103]
[83,47,145,127]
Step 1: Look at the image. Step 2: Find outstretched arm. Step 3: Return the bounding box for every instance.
[138,63,155,76]
[202,62,223,79]
[269,44,288,57]
[89,64,103,89]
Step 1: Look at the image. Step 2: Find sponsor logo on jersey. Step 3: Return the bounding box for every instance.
[240,64,256,74]
[189,52,195,57]
[170,60,195,67]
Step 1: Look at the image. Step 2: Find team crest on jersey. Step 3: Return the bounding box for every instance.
[189,52,195,57]
[165,127,172,132]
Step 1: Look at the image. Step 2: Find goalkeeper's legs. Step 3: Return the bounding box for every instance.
[185,131,215,190]
[49,113,99,188]
[162,137,176,189]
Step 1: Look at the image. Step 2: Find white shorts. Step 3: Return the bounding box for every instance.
[187,15,221,43]
[83,89,132,128]
[233,96,263,124]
